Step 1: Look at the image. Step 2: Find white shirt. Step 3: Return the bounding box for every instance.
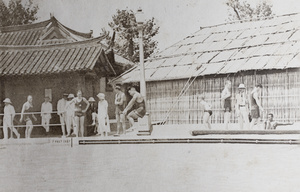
[57,98,67,115]
[65,100,75,117]
[98,100,108,118]
[41,102,52,118]
[4,104,15,122]
[236,92,247,106]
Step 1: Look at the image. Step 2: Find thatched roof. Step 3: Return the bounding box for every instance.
[117,12,300,83]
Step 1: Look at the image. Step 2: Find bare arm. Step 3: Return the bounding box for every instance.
[123,94,137,114]
[20,104,25,121]
[275,122,294,126]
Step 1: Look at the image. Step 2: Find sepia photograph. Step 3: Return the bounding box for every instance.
[1,0,300,191]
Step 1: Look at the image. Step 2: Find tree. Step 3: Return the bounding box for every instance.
[106,9,160,63]
[0,0,38,27]
[226,0,274,21]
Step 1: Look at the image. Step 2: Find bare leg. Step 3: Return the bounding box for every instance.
[80,116,85,137]
[208,115,212,129]
[250,118,258,130]
[74,116,79,137]
[27,121,33,138]
[121,114,126,134]
[116,114,121,134]
[127,116,135,128]
[203,112,211,129]
[224,112,230,130]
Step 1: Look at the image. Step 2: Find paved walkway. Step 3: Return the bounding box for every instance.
[0,122,299,146]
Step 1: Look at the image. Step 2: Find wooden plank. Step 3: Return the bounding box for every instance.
[191,130,300,135]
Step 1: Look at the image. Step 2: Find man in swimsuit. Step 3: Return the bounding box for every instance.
[123,86,146,132]
[264,113,293,130]
[114,85,126,135]
[20,95,37,138]
[67,90,89,137]
[249,84,264,130]
[221,80,232,130]
[199,95,212,129]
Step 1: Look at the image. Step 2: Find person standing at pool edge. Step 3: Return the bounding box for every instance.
[3,98,20,139]
[249,84,264,129]
[20,95,37,138]
[114,85,126,135]
[235,84,250,130]
[221,80,232,130]
[57,93,68,137]
[68,90,89,137]
[41,96,52,135]
[200,95,212,129]
[97,93,109,136]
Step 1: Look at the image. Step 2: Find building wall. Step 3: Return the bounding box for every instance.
[2,73,116,126]
[146,69,300,124]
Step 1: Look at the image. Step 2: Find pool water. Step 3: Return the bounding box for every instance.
[1,143,300,192]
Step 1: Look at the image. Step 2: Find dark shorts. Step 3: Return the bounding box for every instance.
[204,110,213,116]
[75,111,84,117]
[224,99,231,112]
[251,105,260,119]
[127,107,146,120]
[115,106,124,115]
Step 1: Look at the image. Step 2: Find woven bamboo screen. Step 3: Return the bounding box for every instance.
[146,69,300,124]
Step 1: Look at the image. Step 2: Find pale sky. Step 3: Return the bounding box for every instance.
[27,0,300,50]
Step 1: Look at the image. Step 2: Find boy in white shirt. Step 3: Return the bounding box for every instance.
[41,96,52,134]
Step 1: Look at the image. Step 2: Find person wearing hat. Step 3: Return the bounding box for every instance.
[41,96,53,135]
[3,98,20,139]
[20,95,37,138]
[57,93,68,137]
[221,80,232,130]
[97,93,109,136]
[86,97,98,135]
[235,84,250,130]
[250,84,264,130]
[65,94,75,137]
[114,85,126,135]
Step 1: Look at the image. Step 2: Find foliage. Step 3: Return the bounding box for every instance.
[0,0,38,27]
[226,0,274,21]
[106,9,160,63]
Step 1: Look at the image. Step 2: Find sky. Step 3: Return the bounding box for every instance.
[24,0,300,50]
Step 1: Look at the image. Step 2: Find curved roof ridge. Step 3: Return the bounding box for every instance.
[0,19,51,33]
[0,35,107,51]
[0,16,93,39]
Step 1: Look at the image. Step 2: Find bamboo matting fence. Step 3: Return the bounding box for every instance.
[146,69,300,124]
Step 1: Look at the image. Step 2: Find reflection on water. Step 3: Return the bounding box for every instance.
[1,144,300,192]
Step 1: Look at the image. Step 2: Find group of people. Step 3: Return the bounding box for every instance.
[1,84,147,139]
[217,80,293,130]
